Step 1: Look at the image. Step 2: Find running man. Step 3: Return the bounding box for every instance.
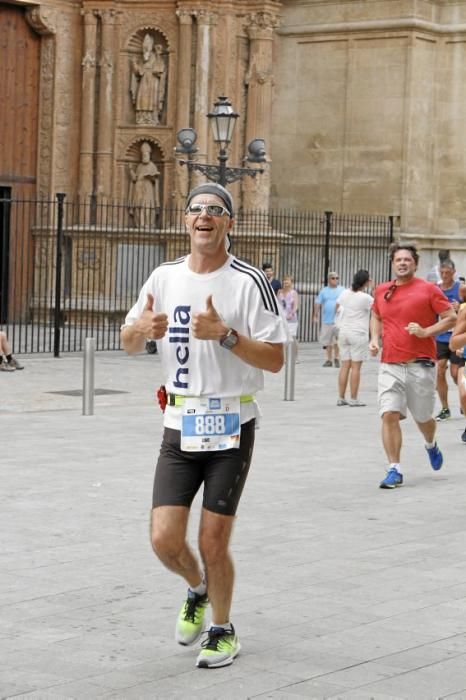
[434,259,466,421]
[369,244,456,489]
[121,183,287,668]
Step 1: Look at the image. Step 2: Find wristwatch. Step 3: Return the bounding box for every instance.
[220,328,239,350]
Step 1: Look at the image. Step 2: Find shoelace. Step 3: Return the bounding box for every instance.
[201,627,233,650]
[183,594,204,622]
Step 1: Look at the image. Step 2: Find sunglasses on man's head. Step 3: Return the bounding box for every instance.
[186,203,229,217]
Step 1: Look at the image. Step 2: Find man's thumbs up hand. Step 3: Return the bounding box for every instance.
[205,294,216,314]
[144,293,155,312]
[192,295,226,340]
[136,294,168,339]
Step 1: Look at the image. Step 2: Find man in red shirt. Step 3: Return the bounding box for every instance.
[369,245,456,489]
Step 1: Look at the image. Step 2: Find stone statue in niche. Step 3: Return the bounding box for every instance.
[128,142,160,228]
[130,33,166,125]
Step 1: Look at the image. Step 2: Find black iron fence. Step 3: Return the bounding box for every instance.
[0,195,394,354]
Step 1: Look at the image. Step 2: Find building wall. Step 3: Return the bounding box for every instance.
[0,0,281,212]
[3,0,466,267]
[273,0,466,272]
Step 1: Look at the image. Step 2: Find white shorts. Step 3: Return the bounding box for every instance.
[338,330,368,361]
[378,362,437,423]
[288,321,298,338]
[320,323,338,347]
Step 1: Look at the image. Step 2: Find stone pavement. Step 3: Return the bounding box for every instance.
[1,344,466,700]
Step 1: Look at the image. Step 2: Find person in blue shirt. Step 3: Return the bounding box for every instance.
[313,272,345,367]
[262,262,281,296]
[434,260,466,421]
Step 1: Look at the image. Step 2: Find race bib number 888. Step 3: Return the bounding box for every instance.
[181,397,241,451]
[184,414,239,437]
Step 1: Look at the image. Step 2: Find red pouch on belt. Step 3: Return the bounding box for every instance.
[157,385,167,412]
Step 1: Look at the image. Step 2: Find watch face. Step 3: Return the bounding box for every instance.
[221,330,238,349]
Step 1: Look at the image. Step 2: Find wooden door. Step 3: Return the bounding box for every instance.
[0,3,40,321]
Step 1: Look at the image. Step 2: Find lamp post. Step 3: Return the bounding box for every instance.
[175,96,266,186]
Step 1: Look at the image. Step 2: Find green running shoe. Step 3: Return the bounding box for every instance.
[436,407,451,421]
[196,625,241,668]
[175,590,209,646]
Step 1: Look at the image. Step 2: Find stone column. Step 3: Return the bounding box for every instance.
[243,12,279,212]
[25,6,57,199]
[79,10,98,200]
[174,9,193,206]
[192,9,217,188]
[95,9,115,199]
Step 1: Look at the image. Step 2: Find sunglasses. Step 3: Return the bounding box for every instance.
[384,282,398,301]
[330,276,339,280]
[186,203,230,217]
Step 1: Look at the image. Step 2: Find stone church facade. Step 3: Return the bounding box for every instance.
[2,0,466,268]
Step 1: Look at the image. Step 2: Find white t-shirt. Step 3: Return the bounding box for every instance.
[124,254,289,429]
[336,288,373,334]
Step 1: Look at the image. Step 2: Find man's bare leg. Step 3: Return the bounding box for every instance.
[198,509,235,626]
[151,505,203,588]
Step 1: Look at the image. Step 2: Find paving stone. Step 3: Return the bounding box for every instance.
[2,347,466,698]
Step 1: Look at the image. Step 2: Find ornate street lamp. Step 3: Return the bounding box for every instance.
[175,96,266,187]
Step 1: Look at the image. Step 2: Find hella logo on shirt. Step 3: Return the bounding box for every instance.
[169,305,190,389]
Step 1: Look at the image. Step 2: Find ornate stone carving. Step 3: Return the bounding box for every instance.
[193,9,218,27]
[77,248,101,272]
[245,63,274,87]
[26,6,57,36]
[82,52,96,71]
[176,9,193,26]
[101,51,114,71]
[128,142,161,228]
[95,8,117,23]
[37,38,55,197]
[245,11,280,40]
[123,16,176,51]
[130,33,167,125]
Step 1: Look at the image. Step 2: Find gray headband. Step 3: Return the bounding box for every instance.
[186,183,234,218]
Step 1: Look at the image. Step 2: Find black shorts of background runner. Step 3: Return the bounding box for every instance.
[152,419,255,516]
[436,340,465,366]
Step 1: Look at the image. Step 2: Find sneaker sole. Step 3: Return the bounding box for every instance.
[379,481,403,489]
[427,452,443,471]
[197,643,241,668]
[175,620,206,647]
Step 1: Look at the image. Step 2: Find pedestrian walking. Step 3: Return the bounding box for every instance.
[434,260,466,421]
[369,244,456,489]
[313,271,345,367]
[277,274,299,359]
[335,269,373,407]
[121,183,287,669]
[426,249,452,283]
[261,262,281,295]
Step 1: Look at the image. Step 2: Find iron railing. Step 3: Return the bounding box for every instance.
[0,195,394,354]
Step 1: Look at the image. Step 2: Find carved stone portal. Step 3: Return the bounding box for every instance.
[130,32,167,125]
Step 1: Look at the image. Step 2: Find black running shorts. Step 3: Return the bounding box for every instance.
[436,340,465,366]
[152,419,255,516]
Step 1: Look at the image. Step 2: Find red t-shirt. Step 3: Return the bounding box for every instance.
[373,277,452,362]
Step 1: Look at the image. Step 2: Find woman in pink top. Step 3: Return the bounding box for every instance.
[277,275,299,359]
